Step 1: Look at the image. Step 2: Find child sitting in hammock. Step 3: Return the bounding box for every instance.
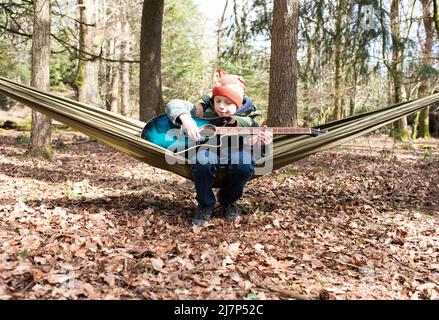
[165,68,272,225]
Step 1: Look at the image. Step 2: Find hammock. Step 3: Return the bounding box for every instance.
[1,76,438,187]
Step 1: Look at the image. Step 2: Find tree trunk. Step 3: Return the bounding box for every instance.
[418,108,431,139]
[139,0,164,122]
[434,0,439,36]
[333,0,344,121]
[120,20,131,116]
[30,0,52,158]
[108,21,121,113]
[390,0,409,140]
[399,116,409,139]
[349,69,358,116]
[102,38,111,110]
[418,0,433,138]
[390,0,402,104]
[268,0,299,127]
[100,0,111,109]
[75,0,100,107]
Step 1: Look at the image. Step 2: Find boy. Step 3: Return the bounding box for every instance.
[165,69,272,225]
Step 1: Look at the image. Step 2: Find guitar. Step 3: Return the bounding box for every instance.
[140,113,326,155]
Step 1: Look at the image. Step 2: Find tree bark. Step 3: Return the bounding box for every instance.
[349,69,358,116]
[434,0,439,36]
[418,0,433,138]
[390,0,402,104]
[30,0,52,158]
[139,0,164,122]
[75,0,100,107]
[108,21,121,113]
[268,0,299,127]
[390,0,409,140]
[333,0,345,121]
[120,20,131,116]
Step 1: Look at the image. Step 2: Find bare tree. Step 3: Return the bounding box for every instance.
[333,0,345,120]
[120,19,131,116]
[390,0,409,139]
[267,0,299,127]
[75,0,100,107]
[139,0,164,122]
[418,0,434,138]
[107,21,121,113]
[434,0,439,36]
[30,0,52,157]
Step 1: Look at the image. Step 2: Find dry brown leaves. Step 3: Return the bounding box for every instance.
[0,131,438,300]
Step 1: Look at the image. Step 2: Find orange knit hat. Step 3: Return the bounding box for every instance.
[212,68,246,107]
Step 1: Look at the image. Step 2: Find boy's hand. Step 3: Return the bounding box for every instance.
[258,129,273,145]
[179,114,201,141]
[244,127,273,146]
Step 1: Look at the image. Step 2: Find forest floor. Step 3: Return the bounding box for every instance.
[0,125,438,300]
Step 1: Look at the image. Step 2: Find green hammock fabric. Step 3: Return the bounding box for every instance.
[1,76,438,187]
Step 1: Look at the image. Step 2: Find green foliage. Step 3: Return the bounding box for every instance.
[161,0,209,103]
[17,250,29,259]
[65,179,90,200]
[15,120,32,131]
[214,1,271,120]
[401,143,415,151]
[278,168,300,180]
[27,145,54,159]
[308,204,322,211]
[54,138,66,149]
[50,55,76,89]
[0,38,31,82]
[0,94,8,109]
[218,60,270,121]
[334,180,344,189]
[15,135,30,145]
[422,149,433,160]
[356,104,377,115]
[310,166,325,174]
[250,0,272,38]
[290,240,303,249]
[245,291,259,300]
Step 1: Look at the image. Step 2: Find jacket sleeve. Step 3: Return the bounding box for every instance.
[234,116,259,128]
[165,99,196,126]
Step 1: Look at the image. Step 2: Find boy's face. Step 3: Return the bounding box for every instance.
[213,95,237,117]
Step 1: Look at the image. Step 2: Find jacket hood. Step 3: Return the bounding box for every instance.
[235,97,256,115]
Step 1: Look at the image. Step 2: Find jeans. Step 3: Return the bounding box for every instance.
[190,148,256,208]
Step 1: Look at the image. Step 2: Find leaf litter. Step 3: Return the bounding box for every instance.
[0,131,438,300]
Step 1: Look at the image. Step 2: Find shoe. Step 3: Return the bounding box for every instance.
[192,206,214,225]
[223,203,242,220]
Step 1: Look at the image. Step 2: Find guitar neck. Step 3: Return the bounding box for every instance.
[215,127,316,135]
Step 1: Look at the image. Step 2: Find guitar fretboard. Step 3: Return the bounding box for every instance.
[215,127,315,135]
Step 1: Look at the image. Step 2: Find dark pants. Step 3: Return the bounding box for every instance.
[190,148,255,208]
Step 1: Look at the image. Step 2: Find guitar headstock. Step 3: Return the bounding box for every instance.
[311,128,328,137]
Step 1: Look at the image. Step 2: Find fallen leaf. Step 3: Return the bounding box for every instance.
[150,258,165,272]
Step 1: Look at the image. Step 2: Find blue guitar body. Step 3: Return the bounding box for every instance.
[140,113,230,152]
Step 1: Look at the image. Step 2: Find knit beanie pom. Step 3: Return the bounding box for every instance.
[212,68,246,107]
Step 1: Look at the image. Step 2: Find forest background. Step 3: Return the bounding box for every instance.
[1,0,438,141]
[0,0,439,301]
